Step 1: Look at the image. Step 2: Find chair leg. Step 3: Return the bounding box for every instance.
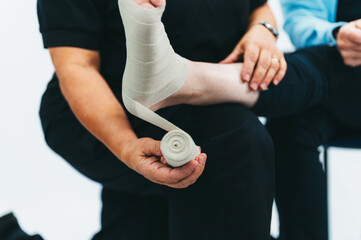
[324,147,328,176]
[323,146,329,239]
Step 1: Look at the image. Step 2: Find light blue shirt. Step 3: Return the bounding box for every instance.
[280,0,348,49]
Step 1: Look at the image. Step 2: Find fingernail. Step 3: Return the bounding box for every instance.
[250,82,258,90]
[244,74,250,82]
[274,79,279,85]
[198,156,206,166]
[260,83,268,90]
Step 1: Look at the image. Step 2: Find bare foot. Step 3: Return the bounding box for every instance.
[150,62,260,111]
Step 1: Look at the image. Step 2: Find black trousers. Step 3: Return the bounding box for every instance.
[263,47,361,240]
[40,99,274,239]
[19,45,356,240]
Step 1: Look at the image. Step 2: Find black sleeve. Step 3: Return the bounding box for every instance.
[37,0,104,50]
[250,0,267,12]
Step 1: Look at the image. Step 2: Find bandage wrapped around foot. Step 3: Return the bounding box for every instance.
[119,0,200,167]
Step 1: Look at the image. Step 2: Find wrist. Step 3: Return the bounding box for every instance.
[253,21,279,40]
[333,26,342,40]
[99,115,138,164]
[115,130,138,162]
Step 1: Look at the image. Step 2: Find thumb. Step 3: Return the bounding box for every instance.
[220,48,243,64]
[143,139,163,157]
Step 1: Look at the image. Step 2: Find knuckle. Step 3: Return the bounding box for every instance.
[253,74,263,83]
[248,53,258,63]
[259,59,271,68]
[271,61,280,69]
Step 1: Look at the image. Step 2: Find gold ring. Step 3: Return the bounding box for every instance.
[271,57,279,62]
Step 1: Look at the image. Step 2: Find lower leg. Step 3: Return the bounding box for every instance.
[267,109,340,240]
[153,50,330,115]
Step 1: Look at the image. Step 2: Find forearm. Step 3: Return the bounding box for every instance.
[57,63,137,163]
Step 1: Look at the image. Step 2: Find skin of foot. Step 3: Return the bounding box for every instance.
[131,0,260,112]
[150,62,260,111]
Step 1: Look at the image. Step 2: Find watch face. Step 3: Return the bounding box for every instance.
[261,21,279,38]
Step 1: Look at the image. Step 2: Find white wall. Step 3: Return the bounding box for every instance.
[0,0,360,239]
[0,0,101,239]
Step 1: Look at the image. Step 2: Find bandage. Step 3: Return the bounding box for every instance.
[119,0,200,167]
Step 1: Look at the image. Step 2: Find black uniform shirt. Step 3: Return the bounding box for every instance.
[38,0,266,87]
[37,0,266,130]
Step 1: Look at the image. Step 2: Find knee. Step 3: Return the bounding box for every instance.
[267,116,325,150]
[198,105,274,177]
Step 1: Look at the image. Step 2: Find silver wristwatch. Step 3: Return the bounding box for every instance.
[258,21,279,39]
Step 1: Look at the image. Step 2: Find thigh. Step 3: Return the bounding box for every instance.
[166,104,275,240]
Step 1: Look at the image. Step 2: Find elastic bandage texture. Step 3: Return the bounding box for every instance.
[119,0,199,167]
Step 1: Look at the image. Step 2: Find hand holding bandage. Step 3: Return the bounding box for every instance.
[119,0,201,167]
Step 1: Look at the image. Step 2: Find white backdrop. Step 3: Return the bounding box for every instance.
[0,0,360,239]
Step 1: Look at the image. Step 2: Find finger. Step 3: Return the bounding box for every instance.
[344,57,361,67]
[345,28,361,44]
[241,44,260,82]
[160,156,167,165]
[151,159,198,184]
[338,38,361,51]
[142,139,163,157]
[260,58,279,90]
[169,154,207,189]
[273,57,287,85]
[220,48,243,64]
[250,50,272,90]
[340,49,361,59]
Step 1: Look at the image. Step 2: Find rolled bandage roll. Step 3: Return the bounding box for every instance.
[161,129,200,167]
